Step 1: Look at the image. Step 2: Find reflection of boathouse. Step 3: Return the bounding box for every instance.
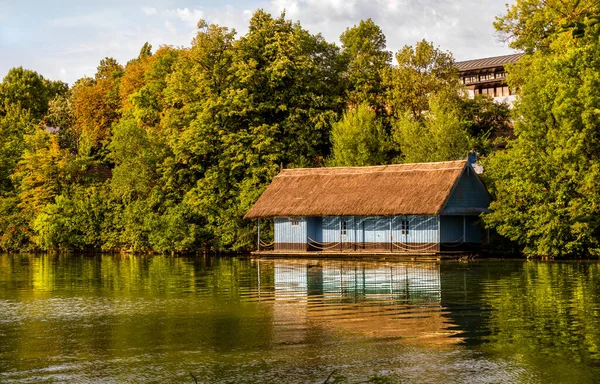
[264,260,462,345]
[273,261,441,302]
[245,160,490,255]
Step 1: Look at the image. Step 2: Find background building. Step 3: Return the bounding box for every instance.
[456,53,523,106]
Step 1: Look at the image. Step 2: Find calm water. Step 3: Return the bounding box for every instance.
[0,255,599,383]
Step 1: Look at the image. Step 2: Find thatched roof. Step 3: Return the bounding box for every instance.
[245,160,469,219]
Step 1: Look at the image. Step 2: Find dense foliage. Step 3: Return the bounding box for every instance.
[484,0,600,257]
[0,10,511,253]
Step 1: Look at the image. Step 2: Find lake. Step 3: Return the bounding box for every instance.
[0,254,599,383]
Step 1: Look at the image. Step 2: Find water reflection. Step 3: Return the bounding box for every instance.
[1,255,600,383]
[259,260,461,347]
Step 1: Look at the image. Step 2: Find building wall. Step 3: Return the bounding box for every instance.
[440,215,482,243]
[391,216,439,244]
[465,216,482,243]
[442,167,490,215]
[311,215,439,246]
[440,216,463,243]
[272,214,482,252]
[275,217,308,251]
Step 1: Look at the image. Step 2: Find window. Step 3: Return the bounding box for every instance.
[341,220,347,235]
[291,220,300,226]
[401,220,409,235]
[496,72,506,79]
[480,73,495,81]
[481,88,495,97]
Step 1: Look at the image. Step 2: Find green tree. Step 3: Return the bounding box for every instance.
[485,0,600,257]
[460,95,512,155]
[392,96,472,163]
[494,0,600,52]
[181,11,343,250]
[340,19,391,110]
[33,185,109,251]
[0,105,36,194]
[328,103,388,166]
[386,40,461,119]
[0,67,67,120]
[44,94,77,151]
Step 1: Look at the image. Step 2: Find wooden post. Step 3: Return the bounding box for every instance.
[389,216,393,253]
[437,216,441,253]
[257,218,261,252]
[463,215,466,244]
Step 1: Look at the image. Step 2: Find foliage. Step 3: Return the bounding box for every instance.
[460,95,512,155]
[0,105,35,194]
[393,96,472,163]
[340,19,391,111]
[71,58,123,156]
[484,0,600,257]
[33,185,109,251]
[386,40,461,119]
[0,12,513,254]
[494,0,600,52]
[0,67,67,120]
[328,103,388,166]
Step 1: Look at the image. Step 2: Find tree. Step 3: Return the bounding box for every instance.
[33,185,109,251]
[44,94,77,151]
[0,67,67,120]
[386,40,461,119]
[484,0,600,257]
[181,11,343,250]
[494,0,600,52]
[13,130,75,218]
[392,96,472,163]
[328,103,388,166]
[460,95,512,155]
[340,19,391,110]
[71,58,123,156]
[0,105,36,194]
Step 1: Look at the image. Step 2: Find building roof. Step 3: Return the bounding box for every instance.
[455,53,524,72]
[244,160,470,219]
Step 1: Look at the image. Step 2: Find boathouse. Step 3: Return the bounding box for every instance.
[244,160,491,254]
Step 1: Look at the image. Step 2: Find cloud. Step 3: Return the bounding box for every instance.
[165,7,204,28]
[267,0,515,61]
[1,0,516,85]
[48,9,125,29]
[165,20,177,35]
[142,7,158,16]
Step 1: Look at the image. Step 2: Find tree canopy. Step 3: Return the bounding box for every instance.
[0,10,516,254]
[484,0,600,257]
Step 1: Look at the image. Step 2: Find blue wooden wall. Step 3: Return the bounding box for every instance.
[276,215,442,245]
[440,215,482,243]
[442,167,490,215]
[274,215,482,246]
[274,217,307,244]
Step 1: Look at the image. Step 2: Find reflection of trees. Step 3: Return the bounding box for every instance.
[439,262,524,345]
[5,256,600,382]
[0,254,276,378]
[480,263,600,365]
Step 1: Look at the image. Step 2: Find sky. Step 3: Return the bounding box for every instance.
[0,0,517,84]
